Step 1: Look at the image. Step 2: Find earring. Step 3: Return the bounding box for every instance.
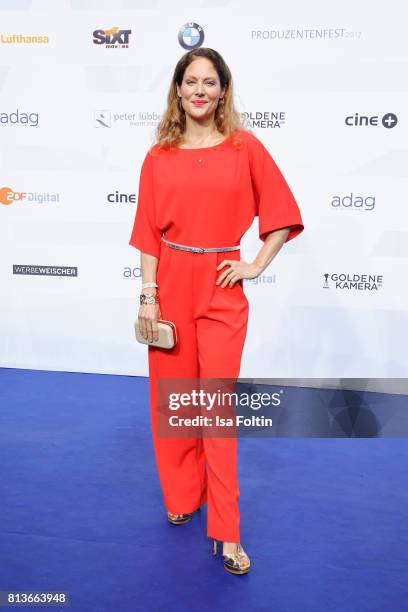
[217,97,225,120]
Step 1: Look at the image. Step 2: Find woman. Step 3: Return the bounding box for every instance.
[129,47,304,575]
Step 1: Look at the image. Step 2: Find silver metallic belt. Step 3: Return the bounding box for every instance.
[161,236,240,254]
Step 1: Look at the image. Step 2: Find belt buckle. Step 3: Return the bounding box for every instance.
[194,246,205,254]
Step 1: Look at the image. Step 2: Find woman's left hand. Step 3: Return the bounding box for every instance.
[215,258,262,288]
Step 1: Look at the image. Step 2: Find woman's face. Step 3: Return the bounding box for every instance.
[177,57,225,122]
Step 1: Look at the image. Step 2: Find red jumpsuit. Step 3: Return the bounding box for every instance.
[129,129,304,542]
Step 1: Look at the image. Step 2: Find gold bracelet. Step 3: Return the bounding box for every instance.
[140,292,159,305]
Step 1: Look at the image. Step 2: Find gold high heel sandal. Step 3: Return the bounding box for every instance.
[167,507,201,525]
[167,512,193,525]
[212,539,251,575]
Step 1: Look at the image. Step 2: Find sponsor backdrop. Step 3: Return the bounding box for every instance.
[0,1,407,378]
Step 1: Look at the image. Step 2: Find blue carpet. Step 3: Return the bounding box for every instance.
[0,368,406,611]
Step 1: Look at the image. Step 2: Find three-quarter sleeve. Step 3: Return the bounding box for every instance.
[247,133,304,243]
[129,150,162,258]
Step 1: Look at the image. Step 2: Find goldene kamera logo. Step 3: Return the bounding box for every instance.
[323,273,383,291]
[243,111,286,129]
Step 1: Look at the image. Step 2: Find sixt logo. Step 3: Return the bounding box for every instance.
[93,26,131,48]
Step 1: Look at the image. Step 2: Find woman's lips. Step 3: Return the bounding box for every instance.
[192,101,207,105]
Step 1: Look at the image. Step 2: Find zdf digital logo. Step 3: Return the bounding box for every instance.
[0,186,60,206]
[345,112,398,128]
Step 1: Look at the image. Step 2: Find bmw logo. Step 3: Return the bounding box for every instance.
[178,22,204,49]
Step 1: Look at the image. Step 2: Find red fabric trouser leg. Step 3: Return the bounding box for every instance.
[147,241,249,542]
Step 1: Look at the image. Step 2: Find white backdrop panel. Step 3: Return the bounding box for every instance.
[0,0,407,376]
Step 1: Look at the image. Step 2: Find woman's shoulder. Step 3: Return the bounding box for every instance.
[146,143,161,157]
[235,128,264,147]
[232,128,266,154]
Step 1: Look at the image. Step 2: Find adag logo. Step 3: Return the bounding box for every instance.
[178,22,204,50]
[331,193,375,211]
[123,266,141,279]
[0,109,39,127]
[93,26,131,48]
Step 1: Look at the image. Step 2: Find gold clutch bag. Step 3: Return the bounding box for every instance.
[134,319,178,349]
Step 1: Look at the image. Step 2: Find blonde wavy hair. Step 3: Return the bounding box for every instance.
[151,47,251,153]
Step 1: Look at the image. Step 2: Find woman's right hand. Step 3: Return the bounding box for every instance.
[138,302,162,343]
